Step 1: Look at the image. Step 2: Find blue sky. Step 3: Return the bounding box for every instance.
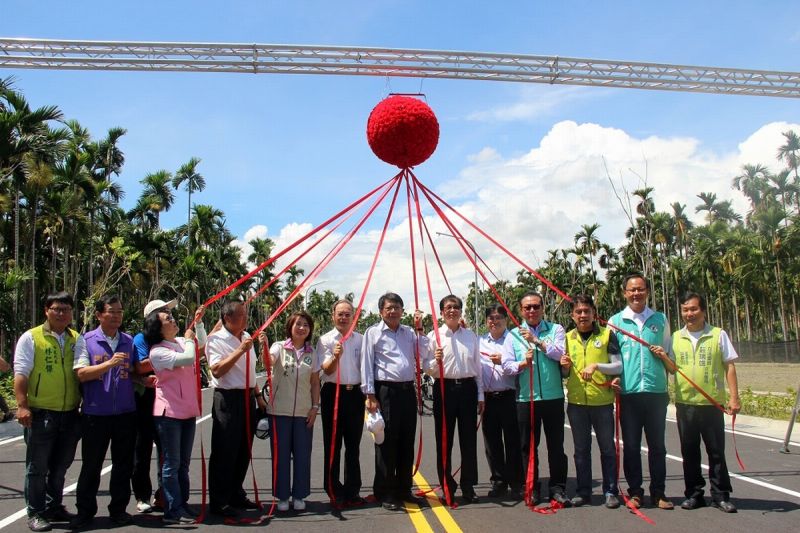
[3,1,800,311]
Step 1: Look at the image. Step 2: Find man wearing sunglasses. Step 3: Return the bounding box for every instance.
[608,273,675,510]
[501,292,569,506]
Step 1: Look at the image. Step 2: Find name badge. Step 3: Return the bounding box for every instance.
[593,340,602,348]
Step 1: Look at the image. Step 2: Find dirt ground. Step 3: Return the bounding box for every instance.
[735,362,800,394]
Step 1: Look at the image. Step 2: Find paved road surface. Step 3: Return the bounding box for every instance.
[0,385,798,532]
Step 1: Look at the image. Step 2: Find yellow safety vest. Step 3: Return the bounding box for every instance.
[565,326,614,406]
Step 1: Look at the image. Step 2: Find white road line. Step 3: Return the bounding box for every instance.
[666,416,799,446]
[0,411,213,529]
[567,422,800,500]
[0,435,23,446]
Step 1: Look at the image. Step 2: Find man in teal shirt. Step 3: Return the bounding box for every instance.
[608,273,674,510]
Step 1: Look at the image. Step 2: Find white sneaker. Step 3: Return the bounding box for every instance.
[277,500,290,512]
[136,500,153,513]
[292,498,306,511]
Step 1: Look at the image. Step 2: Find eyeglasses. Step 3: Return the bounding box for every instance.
[522,304,542,311]
[443,305,462,311]
[48,306,72,314]
[382,305,403,312]
[486,315,506,321]
[162,314,176,323]
[626,288,647,294]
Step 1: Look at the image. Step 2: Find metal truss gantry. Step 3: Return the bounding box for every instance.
[2,38,799,98]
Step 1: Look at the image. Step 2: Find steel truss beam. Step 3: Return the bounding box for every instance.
[1,38,799,98]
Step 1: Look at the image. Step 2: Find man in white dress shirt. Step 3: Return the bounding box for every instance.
[317,300,366,506]
[427,295,484,504]
[206,300,265,517]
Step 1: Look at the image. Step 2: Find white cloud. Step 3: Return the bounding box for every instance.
[234,120,800,319]
[467,87,596,122]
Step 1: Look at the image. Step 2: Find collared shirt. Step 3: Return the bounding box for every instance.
[500,320,566,374]
[317,328,363,385]
[426,324,484,400]
[479,330,514,392]
[206,327,256,389]
[73,330,120,369]
[361,320,431,395]
[620,306,671,352]
[681,325,739,363]
[14,322,70,377]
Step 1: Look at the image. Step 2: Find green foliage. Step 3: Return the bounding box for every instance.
[0,373,14,409]
[738,387,797,420]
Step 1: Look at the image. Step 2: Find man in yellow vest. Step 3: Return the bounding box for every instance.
[562,295,622,509]
[668,291,740,513]
[13,292,82,532]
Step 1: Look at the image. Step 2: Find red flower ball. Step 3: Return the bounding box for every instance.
[367,96,440,168]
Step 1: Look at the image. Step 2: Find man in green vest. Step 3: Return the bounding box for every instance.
[13,291,82,532]
[608,273,674,510]
[669,291,740,513]
[500,291,569,506]
[563,294,622,509]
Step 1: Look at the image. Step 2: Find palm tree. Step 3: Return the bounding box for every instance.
[171,157,205,247]
[139,170,174,228]
[732,163,770,214]
[574,223,601,300]
[670,202,694,258]
[777,130,800,213]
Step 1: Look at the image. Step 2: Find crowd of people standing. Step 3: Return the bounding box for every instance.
[7,271,742,531]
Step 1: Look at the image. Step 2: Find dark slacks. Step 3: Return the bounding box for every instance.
[373,381,417,502]
[75,411,137,517]
[620,392,668,497]
[516,398,568,496]
[321,382,365,500]
[676,403,732,500]
[482,389,521,491]
[209,388,258,508]
[567,403,617,497]
[433,378,479,496]
[131,387,162,503]
[24,408,81,517]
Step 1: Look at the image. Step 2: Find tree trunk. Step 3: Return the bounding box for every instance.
[744,295,752,341]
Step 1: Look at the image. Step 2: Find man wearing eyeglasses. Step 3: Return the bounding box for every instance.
[501,292,569,506]
[426,295,484,504]
[608,273,675,510]
[479,304,522,500]
[13,292,82,532]
[361,292,428,511]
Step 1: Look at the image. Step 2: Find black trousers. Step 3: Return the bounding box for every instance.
[516,399,568,496]
[620,392,669,497]
[131,387,162,503]
[373,381,417,502]
[433,378,479,496]
[76,412,137,517]
[676,403,732,500]
[321,382,365,500]
[209,388,258,508]
[482,390,521,491]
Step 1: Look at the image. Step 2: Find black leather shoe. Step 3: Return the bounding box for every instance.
[712,499,737,513]
[210,504,239,518]
[487,485,507,498]
[346,496,367,507]
[462,492,479,504]
[67,514,93,530]
[400,492,424,505]
[552,492,572,507]
[26,515,52,532]
[681,496,707,510]
[232,498,261,510]
[43,506,75,522]
[382,499,400,511]
[110,512,133,526]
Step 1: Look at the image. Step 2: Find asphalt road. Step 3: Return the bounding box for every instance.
[0,385,798,533]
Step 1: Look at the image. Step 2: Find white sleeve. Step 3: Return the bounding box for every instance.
[13,331,36,377]
[72,335,90,369]
[150,345,177,372]
[718,330,739,363]
[205,335,225,367]
[195,322,207,348]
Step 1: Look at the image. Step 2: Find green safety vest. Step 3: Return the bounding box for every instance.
[565,326,615,406]
[672,325,726,405]
[509,320,564,402]
[608,309,669,394]
[28,324,80,411]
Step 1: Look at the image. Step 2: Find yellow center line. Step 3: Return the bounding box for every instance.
[412,471,463,533]
[405,501,435,533]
